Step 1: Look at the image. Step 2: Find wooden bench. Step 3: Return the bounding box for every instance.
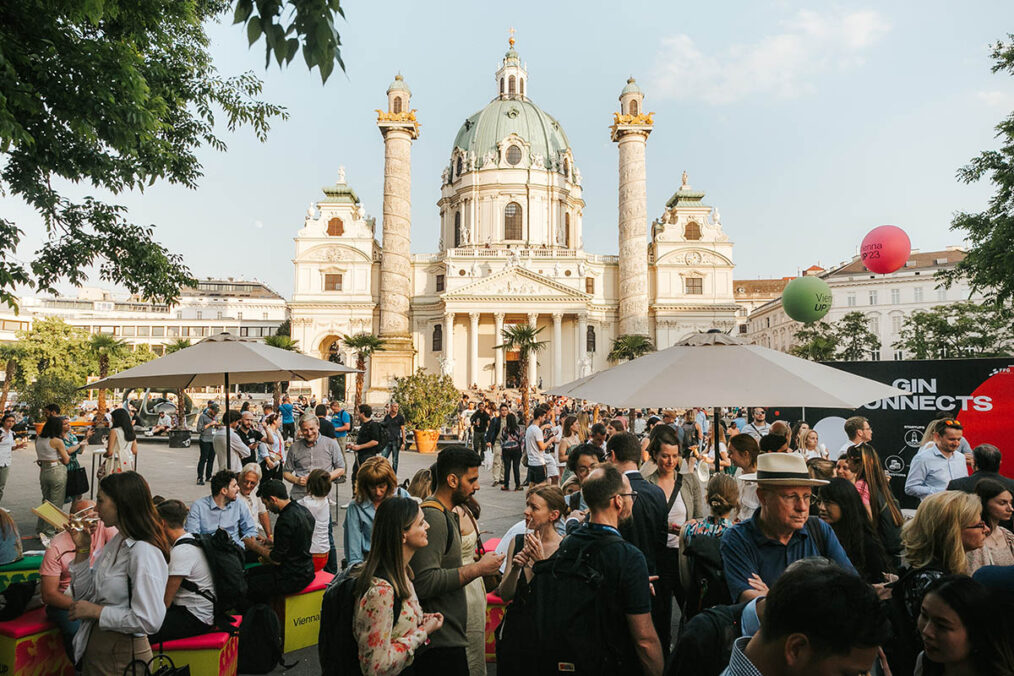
[276,570,333,653]
[152,620,240,676]
[485,591,506,663]
[0,607,73,675]
[0,555,43,593]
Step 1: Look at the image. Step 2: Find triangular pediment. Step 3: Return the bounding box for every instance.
[443,267,590,301]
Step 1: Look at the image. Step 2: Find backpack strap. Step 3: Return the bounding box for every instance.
[172,538,218,605]
[421,500,455,555]
[806,516,827,557]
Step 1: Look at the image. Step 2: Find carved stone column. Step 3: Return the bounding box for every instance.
[469,312,480,388]
[527,312,539,388]
[442,312,455,378]
[552,312,563,387]
[494,312,505,387]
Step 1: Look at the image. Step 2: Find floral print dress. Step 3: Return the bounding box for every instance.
[353,577,428,676]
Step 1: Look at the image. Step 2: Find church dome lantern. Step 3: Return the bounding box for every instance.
[619,76,644,117]
[386,74,411,114]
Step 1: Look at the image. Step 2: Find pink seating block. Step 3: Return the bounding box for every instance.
[483,537,501,552]
[0,608,52,638]
[301,570,334,594]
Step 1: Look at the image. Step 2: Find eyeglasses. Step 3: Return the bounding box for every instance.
[964,521,988,532]
[616,491,638,501]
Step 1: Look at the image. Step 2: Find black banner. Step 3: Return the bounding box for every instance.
[768,357,1014,509]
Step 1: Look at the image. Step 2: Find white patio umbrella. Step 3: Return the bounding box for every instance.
[548,330,907,456]
[86,333,359,471]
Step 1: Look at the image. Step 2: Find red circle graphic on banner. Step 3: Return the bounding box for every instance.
[958,368,1014,478]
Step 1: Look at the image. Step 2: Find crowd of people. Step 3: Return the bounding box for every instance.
[6,392,1014,675]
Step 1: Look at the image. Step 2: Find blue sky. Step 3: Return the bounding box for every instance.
[13,0,1014,297]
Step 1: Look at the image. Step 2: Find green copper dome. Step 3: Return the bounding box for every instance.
[452,98,571,166]
[621,76,642,96]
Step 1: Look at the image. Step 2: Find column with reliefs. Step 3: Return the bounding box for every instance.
[443,312,455,379]
[611,77,652,337]
[370,74,420,402]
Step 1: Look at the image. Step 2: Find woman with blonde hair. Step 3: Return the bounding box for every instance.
[888,490,987,674]
[344,456,410,566]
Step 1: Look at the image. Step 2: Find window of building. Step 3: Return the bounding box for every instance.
[196,311,202,320]
[914,287,923,302]
[519,78,524,96]
[586,326,596,353]
[506,145,522,166]
[739,323,748,334]
[847,293,856,307]
[505,202,523,239]
[891,315,903,334]
[563,159,570,177]
[324,274,343,291]
[168,326,179,338]
[868,317,879,334]
[240,327,249,337]
[937,287,947,301]
[216,311,223,319]
[121,326,136,337]
[176,311,182,319]
[509,75,516,96]
[500,78,504,95]
[685,277,703,294]
[870,350,880,360]
[630,99,638,116]
[454,211,462,248]
[432,324,443,352]
[151,326,165,338]
[684,221,702,240]
[393,96,402,114]
[137,326,150,337]
[585,277,595,294]
[890,288,900,304]
[327,217,344,236]
[262,313,268,320]
[456,156,463,177]
[237,312,243,321]
[869,290,878,305]
[894,349,905,361]
[152,344,165,356]
[436,274,445,292]
[564,213,571,248]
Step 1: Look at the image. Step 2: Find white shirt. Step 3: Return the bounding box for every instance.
[0,430,13,467]
[299,495,331,555]
[70,534,169,662]
[239,491,266,535]
[832,440,858,461]
[213,427,248,471]
[524,423,545,467]
[495,520,528,574]
[169,533,215,626]
[156,413,172,427]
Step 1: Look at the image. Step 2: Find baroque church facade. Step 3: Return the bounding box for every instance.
[289,39,738,402]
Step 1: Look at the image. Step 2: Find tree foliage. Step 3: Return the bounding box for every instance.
[940,35,1014,307]
[20,374,81,421]
[0,0,343,307]
[13,317,93,388]
[608,334,656,362]
[789,322,837,361]
[495,324,547,421]
[341,333,384,413]
[790,312,881,361]
[391,369,459,431]
[893,301,1014,359]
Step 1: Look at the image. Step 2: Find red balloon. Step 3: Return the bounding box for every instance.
[860,225,911,274]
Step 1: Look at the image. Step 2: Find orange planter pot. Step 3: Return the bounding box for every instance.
[414,429,440,454]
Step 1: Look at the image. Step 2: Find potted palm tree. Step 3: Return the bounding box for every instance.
[341,333,386,412]
[164,339,194,447]
[495,323,547,422]
[391,369,458,453]
[263,334,300,409]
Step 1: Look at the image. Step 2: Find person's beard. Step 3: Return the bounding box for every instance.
[452,483,471,506]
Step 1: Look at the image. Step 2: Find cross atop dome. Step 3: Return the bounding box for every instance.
[496,28,527,100]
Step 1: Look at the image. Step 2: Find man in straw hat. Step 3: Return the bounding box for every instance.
[719,453,856,603]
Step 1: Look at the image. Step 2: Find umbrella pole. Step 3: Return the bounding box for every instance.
[225,373,231,471]
[713,406,720,465]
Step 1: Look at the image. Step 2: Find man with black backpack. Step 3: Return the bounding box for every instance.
[527,464,663,675]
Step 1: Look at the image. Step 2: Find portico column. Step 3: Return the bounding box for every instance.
[469,312,480,388]
[494,312,505,387]
[443,312,455,377]
[552,312,563,387]
[577,313,589,377]
[527,313,539,388]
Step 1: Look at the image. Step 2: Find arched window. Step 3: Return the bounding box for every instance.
[563,159,570,177]
[393,97,402,114]
[455,155,463,177]
[506,145,522,165]
[586,326,596,353]
[629,99,638,116]
[519,78,525,96]
[504,202,522,240]
[454,211,462,248]
[508,75,516,96]
[684,221,702,240]
[327,217,344,236]
[432,324,443,352]
[564,213,571,248]
[500,78,504,96]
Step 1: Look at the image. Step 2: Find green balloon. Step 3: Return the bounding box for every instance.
[782,276,832,323]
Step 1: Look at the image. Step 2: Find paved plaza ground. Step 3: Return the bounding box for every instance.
[6,440,524,674]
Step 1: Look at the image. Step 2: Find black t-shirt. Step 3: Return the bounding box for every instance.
[357,420,384,450]
[236,426,263,457]
[470,409,490,434]
[382,413,405,442]
[271,501,315,589]
[317,416,336,439]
